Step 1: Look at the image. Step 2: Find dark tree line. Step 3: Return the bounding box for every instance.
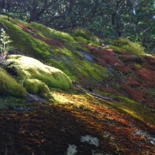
[0,0,154,51]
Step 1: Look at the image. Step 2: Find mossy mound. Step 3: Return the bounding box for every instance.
[23,79,51,99]
[6,55,72,93]
[0,67,26,97]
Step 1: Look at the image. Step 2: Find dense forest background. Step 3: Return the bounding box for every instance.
[0,0,154,52]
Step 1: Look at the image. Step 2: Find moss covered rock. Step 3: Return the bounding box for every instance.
[0,67,26,97]
[0,16,109,85]
[6,55,72,92]
[23,79,51,98]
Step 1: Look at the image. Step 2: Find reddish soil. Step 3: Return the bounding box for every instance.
[0,98,155,155]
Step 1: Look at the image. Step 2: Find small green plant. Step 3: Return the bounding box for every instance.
[0,28,12,59]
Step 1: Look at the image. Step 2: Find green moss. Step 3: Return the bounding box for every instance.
[49,56,109,83]
[29,22,82,50]
[72,28,100,45]
[75,60,109,81]
[30,22,75,42]
[6,55,72,90]
[48,59,77,80]
[74,36,89,44]
[53,48,74,57]
[0,18,51,60]
[0,17,109,86]
[9,17,29,25]
[0,67,26,97]
[108,38,145,55]
[0,96,26,109]
[24,79,52,98]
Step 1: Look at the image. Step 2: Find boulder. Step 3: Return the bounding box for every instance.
[6,55,72,97]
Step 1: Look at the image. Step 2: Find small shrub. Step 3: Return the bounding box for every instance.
[0,28,12,59]
[0,28,12,51]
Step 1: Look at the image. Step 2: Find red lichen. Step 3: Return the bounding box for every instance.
[137,68,155,86]
[127,77,141,86]
[83,44,155,103]
[122,85,145,102]
[17,24,64,48]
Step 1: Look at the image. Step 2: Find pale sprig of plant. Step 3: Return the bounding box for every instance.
[0,28,12,53]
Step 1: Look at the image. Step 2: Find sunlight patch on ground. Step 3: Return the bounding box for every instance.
[52,92,73,103]
[52,91,96,111]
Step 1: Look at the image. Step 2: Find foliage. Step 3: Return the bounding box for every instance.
[0,28,12,52]
[0,0,154,51]
[0,67,26,97]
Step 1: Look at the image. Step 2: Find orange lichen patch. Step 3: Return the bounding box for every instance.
[137,68,155,86]
[17,24,64,48]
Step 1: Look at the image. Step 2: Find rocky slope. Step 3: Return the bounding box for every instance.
[0,15,155,155]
